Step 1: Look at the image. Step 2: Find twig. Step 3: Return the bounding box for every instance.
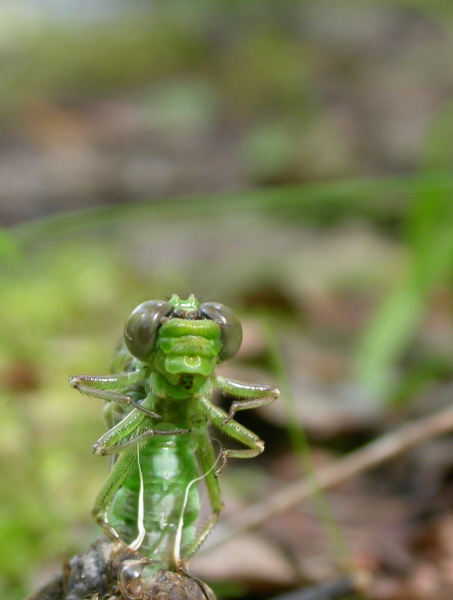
[203,405,453,552]
[269,575,359,600]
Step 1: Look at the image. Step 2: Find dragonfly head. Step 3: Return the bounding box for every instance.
[124,296,243,368]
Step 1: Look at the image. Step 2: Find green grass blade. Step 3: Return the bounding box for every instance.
[354,181,453,400]
[263,318,353,572]
[10,172,451,247]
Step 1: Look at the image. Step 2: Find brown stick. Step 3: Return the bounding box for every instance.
[270,575,359,600]
[202,405,453,552]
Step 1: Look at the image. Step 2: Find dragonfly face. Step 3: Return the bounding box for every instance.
[157,318,221,376]
[124,295,243,377]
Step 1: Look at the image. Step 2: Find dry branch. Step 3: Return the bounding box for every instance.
[203,405,453,552]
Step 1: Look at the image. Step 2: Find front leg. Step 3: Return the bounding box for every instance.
[213,375,279,425]
[93,409,190,456]
[69,373,161,419]
[94,427,191,456]
[198,396,265,476]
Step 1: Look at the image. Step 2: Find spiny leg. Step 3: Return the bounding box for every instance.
[199,396,265,476]
[94,427,191,456]
[213,375,279,425]
[92,408,148,455]
[69,373,161,419]
[179,426,223,564]
[93,408,190,456]
[92,448,136,539]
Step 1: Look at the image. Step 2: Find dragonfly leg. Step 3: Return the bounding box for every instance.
[92,408,149,455]
[180,426,223,562]
[213,375,279,425]
[94,427,191,456]
[69,374,162,419]
[199,396,265,476]
[92,448,136,540]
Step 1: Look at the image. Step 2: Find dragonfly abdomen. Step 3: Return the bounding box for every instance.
[109,434,200,568]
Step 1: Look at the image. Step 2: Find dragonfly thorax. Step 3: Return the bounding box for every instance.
[149,371,211,401]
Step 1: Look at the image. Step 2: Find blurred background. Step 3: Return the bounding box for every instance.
[2,1,453,599]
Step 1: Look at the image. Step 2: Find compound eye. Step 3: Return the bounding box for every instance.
[124,300,173,360]
[200,302,243,362]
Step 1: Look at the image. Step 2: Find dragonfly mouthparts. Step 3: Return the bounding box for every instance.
[164,355,216,376]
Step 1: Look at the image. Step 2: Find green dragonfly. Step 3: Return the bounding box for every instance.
[69,294,279,597]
